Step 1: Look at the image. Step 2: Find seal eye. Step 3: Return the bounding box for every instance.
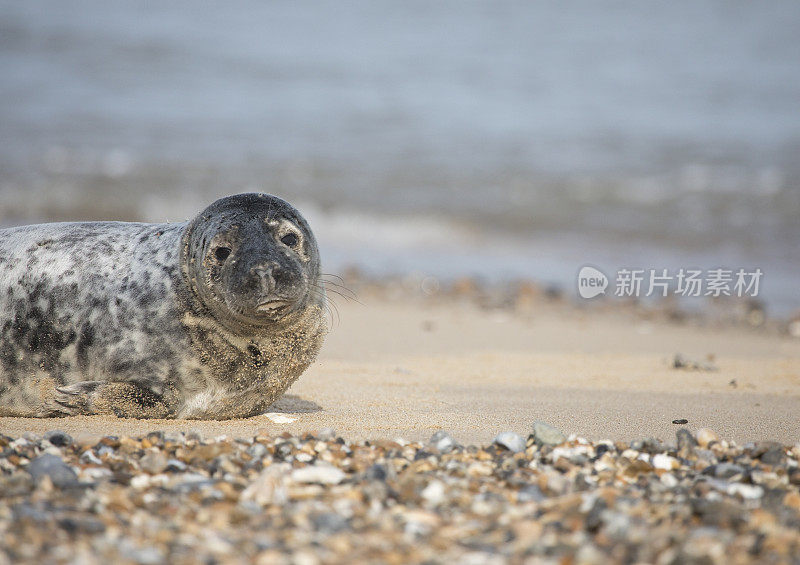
[214,246,232,262]
[280,233,298,247]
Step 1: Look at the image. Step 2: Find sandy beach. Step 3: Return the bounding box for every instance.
[2,293,797,445]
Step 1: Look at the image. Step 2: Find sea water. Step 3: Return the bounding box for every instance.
[1,1,798,312]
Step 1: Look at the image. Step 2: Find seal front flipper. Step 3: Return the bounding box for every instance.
[53,381,103,415]
[54,381,176,418]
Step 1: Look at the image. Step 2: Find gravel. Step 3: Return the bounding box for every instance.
[1,425,798,564]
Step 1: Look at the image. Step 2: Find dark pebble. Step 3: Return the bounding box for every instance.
[274,442,294,459]
[690,498,747,528]
[676,429,697,452]
[173,478,216,494]
[584,498,607,533]
[0,473,33,497]
[574,473,594,492]
[632,438,666,454]
[13,503,51,524]
[516,484,546,503]
[112,471,134,486]
[58,516,106,534]
[43,430,73,447]
[672,419,689,425]
[145,431,165,446]
[760,447,785,466]
[749,441,782,458]
[365,463,388,482]
[26,454,79,488]
[709,463,745,480]
[593,444,611,460]
[311,512,350,533]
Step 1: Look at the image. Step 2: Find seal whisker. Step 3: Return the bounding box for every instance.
[321,273,357,290]
[309,285,339,329]
[320,279,363,305]
[326,288,364,307]
[321,273,347,284]
[325,295,341,329]
[321,280,360,301]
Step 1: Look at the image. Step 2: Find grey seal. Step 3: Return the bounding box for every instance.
[0,193,327,419]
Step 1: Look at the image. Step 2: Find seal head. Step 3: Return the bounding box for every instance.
[182,193,322,329]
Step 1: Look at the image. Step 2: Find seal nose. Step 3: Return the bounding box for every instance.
[251,262,280,294]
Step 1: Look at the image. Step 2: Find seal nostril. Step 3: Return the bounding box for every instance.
[273,267,293,286]
[214,247,231,262]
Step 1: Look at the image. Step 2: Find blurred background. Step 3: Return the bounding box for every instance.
[1,1,798,313]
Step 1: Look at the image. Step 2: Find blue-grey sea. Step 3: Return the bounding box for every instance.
[1,1,798,312]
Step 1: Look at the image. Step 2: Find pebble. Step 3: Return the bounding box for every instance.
[79,450,103,466]
[420,480,446,506]
[365,463,389,482]
[726,483,764,501]
[492,431,526,453]
[660,473,679,488]
[43,430,73,447]
[531,420,567,447]
[241,465,290,506]
[317,428,337,441]
[709,463,745,480]
[672,353,718,371]
[26,454,79,488]
[264,413,297,424]
[652,453,679,471]
[429,430,458,453]
[139,450,168,474]
[760,447,786,466]
[517,484,546,503]
[165,459,188,473]
[1,428,798,563]
[696,428,719,448]
[247,443,268,459]
[290,463,346,485]
[676,428,697,453]
[784,492,800,510]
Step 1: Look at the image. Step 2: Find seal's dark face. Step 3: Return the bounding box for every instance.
[184,194,322,327]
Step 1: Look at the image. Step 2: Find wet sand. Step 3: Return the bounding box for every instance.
[1,297,798,445]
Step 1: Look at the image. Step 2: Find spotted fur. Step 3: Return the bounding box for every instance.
[0,194,327,419]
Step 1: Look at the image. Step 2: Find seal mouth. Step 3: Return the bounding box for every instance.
[255,299,293,315]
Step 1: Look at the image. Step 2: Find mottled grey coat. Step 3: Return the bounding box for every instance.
[0,194,327,419]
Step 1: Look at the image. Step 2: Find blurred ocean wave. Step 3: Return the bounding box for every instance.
[0,1,798,312]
